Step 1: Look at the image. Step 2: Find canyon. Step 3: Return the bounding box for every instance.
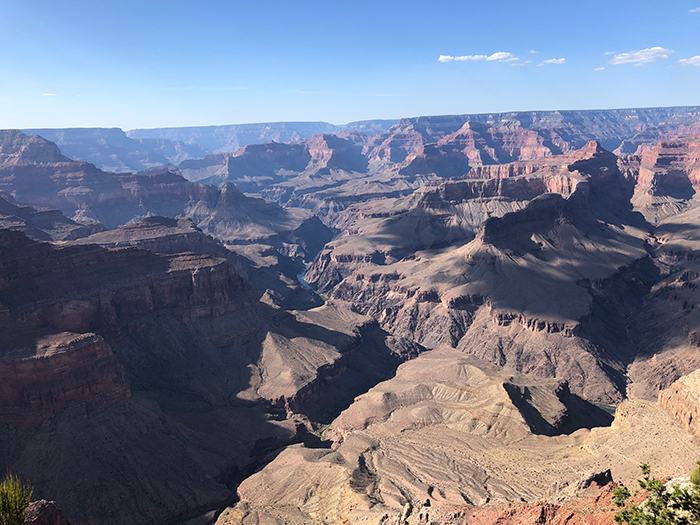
[3,106,700,525]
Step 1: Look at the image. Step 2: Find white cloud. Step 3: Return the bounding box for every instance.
[486,51,518,62]
[511,63,526,67]
[595,67,606,71]
[604,51,616,55]
[690,7,700,12]
[609,46,673,65]
[678,55,700,66]
[42,93,57,96]
[439,52,518,63]
[529,50,537,54]
[541,58,566,65]
[455,54,488,61]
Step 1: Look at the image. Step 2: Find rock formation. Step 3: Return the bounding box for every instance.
[0,131,334,308]
[127,120,396,155]
[0,130,331,247]
[217,347,700,525]
[305,141,653,403]
[658,369,700,437]
[23,500,71,525]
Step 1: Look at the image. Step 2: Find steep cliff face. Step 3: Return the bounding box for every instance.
[625,191,700,399]
[0,228,260,400]
[0,332,130,428]
[658,369,700,437]
[626,134,700,224]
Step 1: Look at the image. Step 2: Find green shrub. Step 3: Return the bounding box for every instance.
[0,473,33,525]
[613,463,700,525]
[690,462,700,488]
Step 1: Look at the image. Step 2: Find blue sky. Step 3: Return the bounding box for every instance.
[1,0,699,129]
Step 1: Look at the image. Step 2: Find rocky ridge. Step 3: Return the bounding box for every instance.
[170,107,700,230]
[216,348,700,525]
[127,120,397,155]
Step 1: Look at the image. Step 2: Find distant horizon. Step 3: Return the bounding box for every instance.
[11,102,700,133]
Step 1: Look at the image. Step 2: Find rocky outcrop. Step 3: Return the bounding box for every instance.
[0,130,71,165]
[626,134,700,224]
[183,142,311,189]
[72,216,229,256]
[658,369,700,437]
[184,132,370,190]
[0,332,130,428]
[398,120,557,178]
[23,500,70,525]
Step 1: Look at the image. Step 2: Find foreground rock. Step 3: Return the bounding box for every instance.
[23,500,70,525]
[658,368,700,437]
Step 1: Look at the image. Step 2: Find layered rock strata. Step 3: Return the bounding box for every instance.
[0,131,333,262]
[306,142,650,402]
